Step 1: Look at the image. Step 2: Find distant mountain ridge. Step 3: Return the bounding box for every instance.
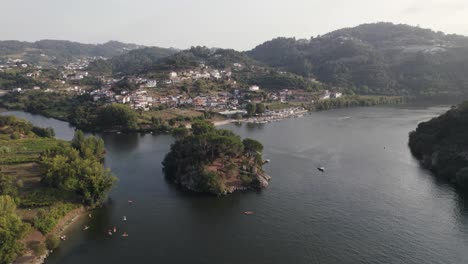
[3,22,468,97]
[247,22,468,97]
[0,40,146,65]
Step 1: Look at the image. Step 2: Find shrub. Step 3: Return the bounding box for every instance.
[10,132,20,140]
[30,241,47,256]
[34,203,77,234]
[240,174,253,186]
[16,179,24,189]
[32,126,55,138]
[45,235,60,250]
[0,146,11,153]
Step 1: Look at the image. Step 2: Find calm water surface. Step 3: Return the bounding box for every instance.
[4,106,468,264]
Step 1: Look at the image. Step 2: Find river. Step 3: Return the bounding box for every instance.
[3,106,468,264]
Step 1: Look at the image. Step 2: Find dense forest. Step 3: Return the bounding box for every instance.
[88,47,178,76]
[248,23,468,97]
[162,121,270,195]
[409,101,468,190]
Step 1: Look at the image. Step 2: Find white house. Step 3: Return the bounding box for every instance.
[331,92,343,99]
[320,90,330,100]
[249,85,260,92]
[169,72,178,79]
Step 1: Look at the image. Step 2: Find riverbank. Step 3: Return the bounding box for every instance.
[0,114,115,264]
[15,207,87,264]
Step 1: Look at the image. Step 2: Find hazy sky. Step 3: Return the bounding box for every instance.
[1,0,467,50]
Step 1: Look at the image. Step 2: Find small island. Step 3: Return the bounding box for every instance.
[162,120,271,195]
[409,102,468,190]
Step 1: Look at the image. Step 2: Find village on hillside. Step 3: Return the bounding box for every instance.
[0,55,344,124]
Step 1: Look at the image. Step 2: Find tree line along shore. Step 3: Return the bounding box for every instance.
[0,89,405,135]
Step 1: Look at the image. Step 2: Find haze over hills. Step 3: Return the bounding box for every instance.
[0,40,146,66]
[2,22,468,97]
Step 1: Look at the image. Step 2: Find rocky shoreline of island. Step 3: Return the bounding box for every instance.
[163,120,270,195]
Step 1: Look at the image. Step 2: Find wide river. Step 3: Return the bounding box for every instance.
[4,106,468,264]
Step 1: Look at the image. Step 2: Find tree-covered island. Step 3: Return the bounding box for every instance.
[162,120,270,195]
[409,101,468,190]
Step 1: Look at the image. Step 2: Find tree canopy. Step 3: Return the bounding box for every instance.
[40,131,116,206]
[163,120,265,195]
[409,101,468,190]
[0,195,30,264]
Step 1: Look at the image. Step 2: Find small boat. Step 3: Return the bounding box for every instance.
[116,131,122,134]
[317,167,325,172]
[128,200,133,204]
[83,225,89,231]
[244,211,254,215]
[122,216,127,221]
[113,226,117,233]
[264,159,271,164]
[108,230,113,236]
[122,232,129,237]
[60,235,67,241]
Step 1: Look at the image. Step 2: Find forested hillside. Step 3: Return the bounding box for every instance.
[248,23,468,97]
[409,102,468,190]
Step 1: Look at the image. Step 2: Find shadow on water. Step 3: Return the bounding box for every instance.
[245,122,265,132]
[83,198,117,239]
[411,153,468,238]
[100,133,140,152]
[454,189,468,234]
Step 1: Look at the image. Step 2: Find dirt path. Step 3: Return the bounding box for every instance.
[15,207,87,264]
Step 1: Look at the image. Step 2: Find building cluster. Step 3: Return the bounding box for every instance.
[90,89,155,111]
[3,57,345,120]
[63,57,105,71]
[319,90,343,100]
[245,107,309,124]
[164,65,234,85]
[0,58,39,72]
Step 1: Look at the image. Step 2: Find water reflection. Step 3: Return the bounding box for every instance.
[245,122,265,131]
[100,133,140,152]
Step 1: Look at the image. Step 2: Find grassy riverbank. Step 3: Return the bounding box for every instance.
[0,115,115,263]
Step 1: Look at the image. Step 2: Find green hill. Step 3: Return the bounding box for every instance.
[247,22,468,97]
